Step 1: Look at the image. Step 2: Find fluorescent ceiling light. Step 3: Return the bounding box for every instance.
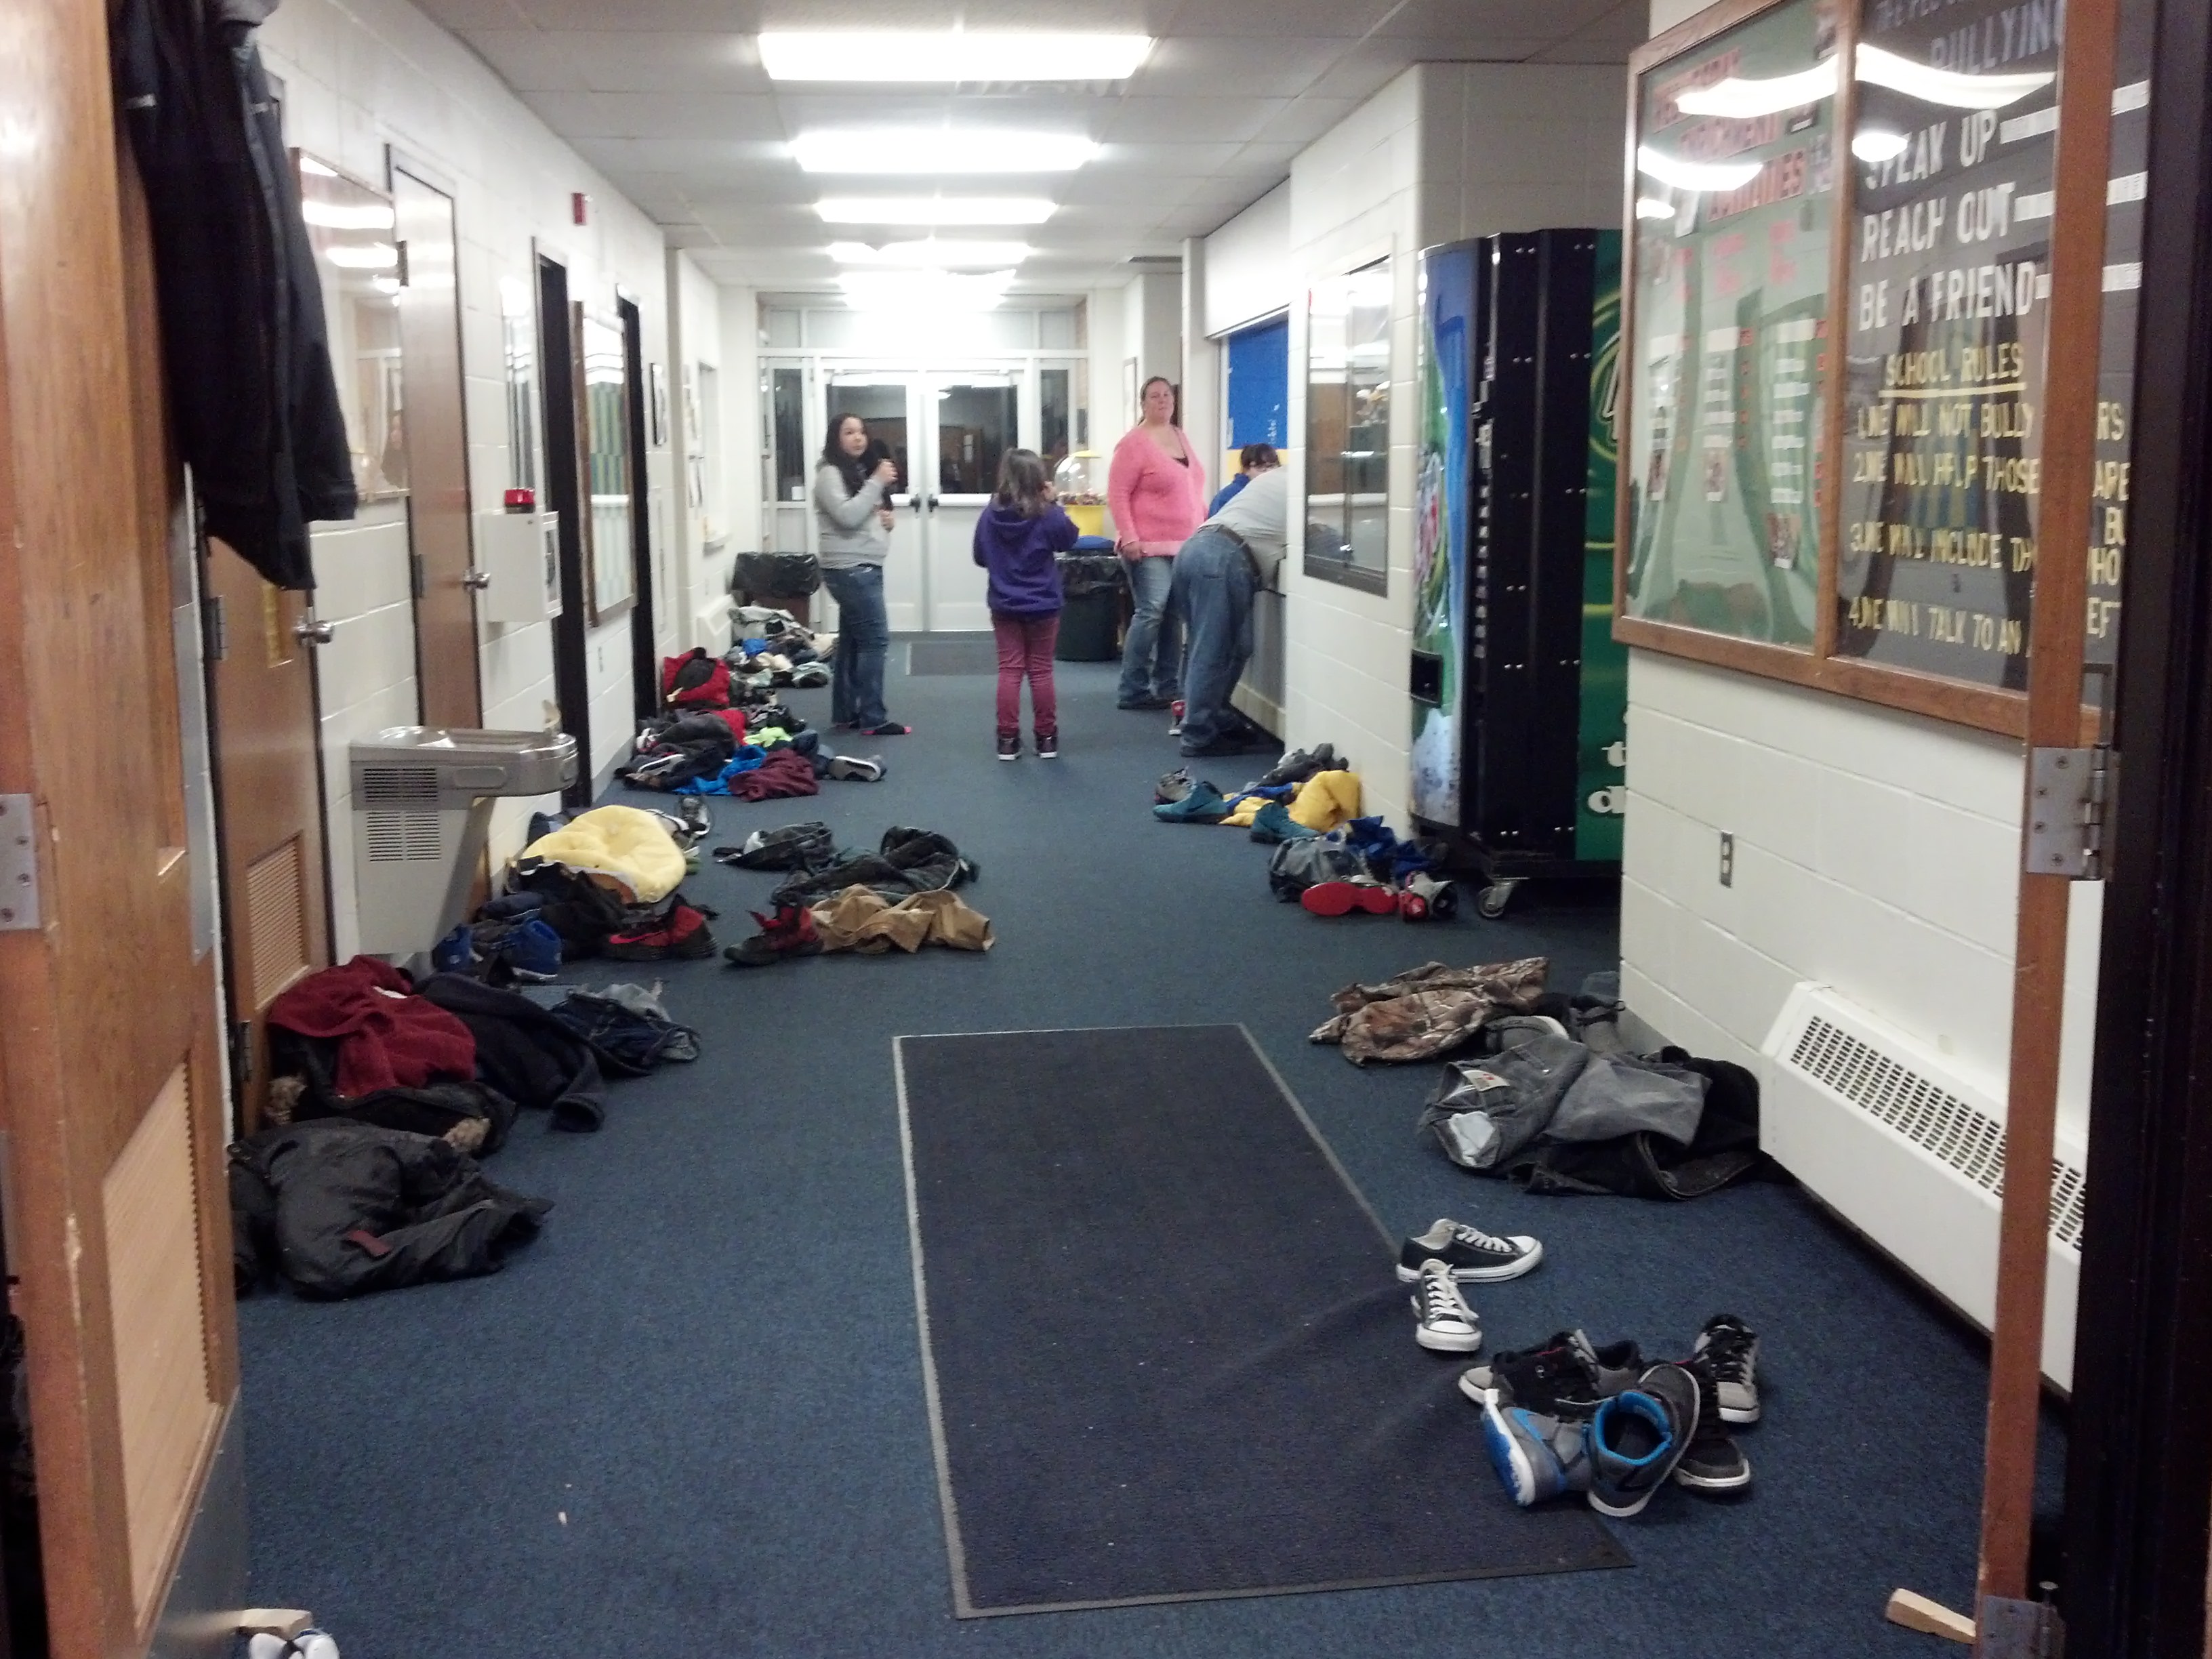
[817,197,1055,226]
[838,268,1015,310]
[760,30,1152,83]
[1674,58,1838,119]
[829,239,1034,267]
[302,199,396,230]
[371,275,403,295]
[298,155,340,178]
[1635,197,1677,220]
[1851,128,1911,161]
[1856,43,2052,108]
[325,241,400,269]
[793,130,1096,173]
[1635,145,1760,192]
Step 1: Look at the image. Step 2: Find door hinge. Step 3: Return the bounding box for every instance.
[411,550,427,599]
[1976,1595,2064,1658]
[228,1020,253,1087]
[2025,745,2118,880]
[395,239,410,288]
[0,796,39,931]
[205,594,229,661]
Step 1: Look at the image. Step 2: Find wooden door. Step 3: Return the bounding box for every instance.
[392,159,480,729]
[204,537,332,1132]
[0,0,241,1648]
[539,260,592,806]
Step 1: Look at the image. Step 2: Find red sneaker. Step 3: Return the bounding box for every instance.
[603,899,718,960]
[1301,880,1397,917]
[724,901,825,967]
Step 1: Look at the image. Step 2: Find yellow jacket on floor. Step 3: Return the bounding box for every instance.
[1221,769,1363,831]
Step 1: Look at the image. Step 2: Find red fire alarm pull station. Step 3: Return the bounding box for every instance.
[571,191,590,226]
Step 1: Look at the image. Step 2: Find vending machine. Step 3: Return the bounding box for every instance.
[1410,229,1626,918]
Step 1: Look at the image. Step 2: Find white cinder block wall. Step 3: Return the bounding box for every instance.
[1279,64,1622,831]
[260,0,672,958]
[1627,0,2101,1134]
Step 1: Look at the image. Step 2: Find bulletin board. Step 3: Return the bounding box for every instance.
[1615,0,2146,735]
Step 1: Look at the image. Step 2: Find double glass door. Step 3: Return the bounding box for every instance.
[769,361,1076,634]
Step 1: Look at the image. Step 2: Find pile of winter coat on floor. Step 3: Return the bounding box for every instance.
[710,822,994,966]
[235,958,701,1300]
[1313,958,1767,1201]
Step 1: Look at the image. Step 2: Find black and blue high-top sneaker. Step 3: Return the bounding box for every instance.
[1587,1363,1700,1518]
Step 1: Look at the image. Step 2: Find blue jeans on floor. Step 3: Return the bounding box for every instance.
[1116,554,1182,705]
[821,562,889,729]
[1169,528,1257,754]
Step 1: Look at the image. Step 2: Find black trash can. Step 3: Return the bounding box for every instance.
[1055,553,1124,661]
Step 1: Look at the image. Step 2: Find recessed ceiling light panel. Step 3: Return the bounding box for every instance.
[792,130,1097,173]
[816,197,1056,226]
[759,31,1153,83]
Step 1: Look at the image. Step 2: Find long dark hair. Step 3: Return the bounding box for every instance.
[821,412,869,497]
[991,448,1052,519]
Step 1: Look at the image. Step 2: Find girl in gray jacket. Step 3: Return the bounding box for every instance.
[813,413,909,735]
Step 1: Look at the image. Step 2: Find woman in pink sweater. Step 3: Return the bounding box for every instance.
[1108,375,1207,710]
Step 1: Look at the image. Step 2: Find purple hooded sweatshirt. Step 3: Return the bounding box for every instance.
[972,501,1080,617]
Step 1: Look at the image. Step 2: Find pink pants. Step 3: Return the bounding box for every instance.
[992,613,1060,736]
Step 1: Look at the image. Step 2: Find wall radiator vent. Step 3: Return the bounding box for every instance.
[1763,983,2085,1390]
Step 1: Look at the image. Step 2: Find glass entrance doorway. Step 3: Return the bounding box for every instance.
[764,355,1082,634]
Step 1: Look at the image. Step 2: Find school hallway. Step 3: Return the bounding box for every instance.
[235,649,2056,1658]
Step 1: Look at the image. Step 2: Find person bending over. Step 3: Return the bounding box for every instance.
[812,412,910,736]
[1207,442,1279,517]
[973,448,1079,760]
[1107,375,1206,711]
[1170,464,1289,758]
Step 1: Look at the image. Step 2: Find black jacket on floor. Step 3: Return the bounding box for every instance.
[415,974,626,1131]
[113,0,355,588]
[230,1120,550,1299]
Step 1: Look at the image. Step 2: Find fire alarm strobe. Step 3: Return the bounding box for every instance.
[571,191,590,226]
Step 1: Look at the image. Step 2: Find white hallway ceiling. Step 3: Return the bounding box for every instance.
[420,0,1647,293]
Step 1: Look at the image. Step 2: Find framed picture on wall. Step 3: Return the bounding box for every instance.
[576,307,636,624]
[647,361,670,449]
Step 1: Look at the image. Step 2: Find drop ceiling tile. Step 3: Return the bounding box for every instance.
[539,32,762,94]
[462,29,583,92]
[1166,0,1395,35]
[1100,96,1286,144]
[1301,40,1423,100]
[1249,98,1363,146]
[1129,35,1360,98]
[412,0,531,28]
[1531,1,1646,62]
[1092,140,1244,176]
[519,0,766,27]
[1059,171,1203,207]
[568,93,790,141]
[1373,0,1622,45]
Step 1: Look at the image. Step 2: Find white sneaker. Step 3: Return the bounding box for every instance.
[1410,1258,1483,1352]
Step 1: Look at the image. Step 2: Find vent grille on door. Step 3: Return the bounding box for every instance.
[1786,1014,2085,1250]
[244,838,309,1008]
[363,809,445,863]
[359,764,441,806]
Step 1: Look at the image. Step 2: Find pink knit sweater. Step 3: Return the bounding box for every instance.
[1107,425,1208,556]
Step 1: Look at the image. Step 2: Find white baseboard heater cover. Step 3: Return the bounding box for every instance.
[1761,983,2083,1391]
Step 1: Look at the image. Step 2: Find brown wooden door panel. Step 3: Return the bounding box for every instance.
[392,165,480,729]
[0,0,242,1645]
[205,538,331,1133]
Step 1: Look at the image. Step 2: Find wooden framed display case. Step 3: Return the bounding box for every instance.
[1616,0,2139,737]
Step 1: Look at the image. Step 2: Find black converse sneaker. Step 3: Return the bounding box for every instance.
[1692,1313,1761,1424]
[1671,1357,1753,1492]
[1395,1217,1544,1283]
[1458,1330,1644,1416]
[1409,1260,1482,1352]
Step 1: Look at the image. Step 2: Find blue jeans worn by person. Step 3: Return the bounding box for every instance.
[1170,527,1258,754]
[820,562,890,729]
[1116,553,1182,705]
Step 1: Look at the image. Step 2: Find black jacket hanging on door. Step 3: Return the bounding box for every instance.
[112,0,356,590]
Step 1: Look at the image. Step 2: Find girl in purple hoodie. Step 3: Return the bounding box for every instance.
[973,448,1080,760]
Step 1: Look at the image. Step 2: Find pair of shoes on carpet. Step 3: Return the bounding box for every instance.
[1155,766,1194,805]
[1261,743,1342,787]
[997,731,1059,760]
[1401,1217,1544,1354]
[1467,1315,1761,1511]
[1302,872,1458,920]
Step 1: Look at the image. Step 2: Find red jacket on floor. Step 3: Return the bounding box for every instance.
[268,956,477,1099]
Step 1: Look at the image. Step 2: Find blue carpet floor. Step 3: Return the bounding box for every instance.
[239,647,2064,1657]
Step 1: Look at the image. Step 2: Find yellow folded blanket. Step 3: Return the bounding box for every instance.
[520,804,687,904]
